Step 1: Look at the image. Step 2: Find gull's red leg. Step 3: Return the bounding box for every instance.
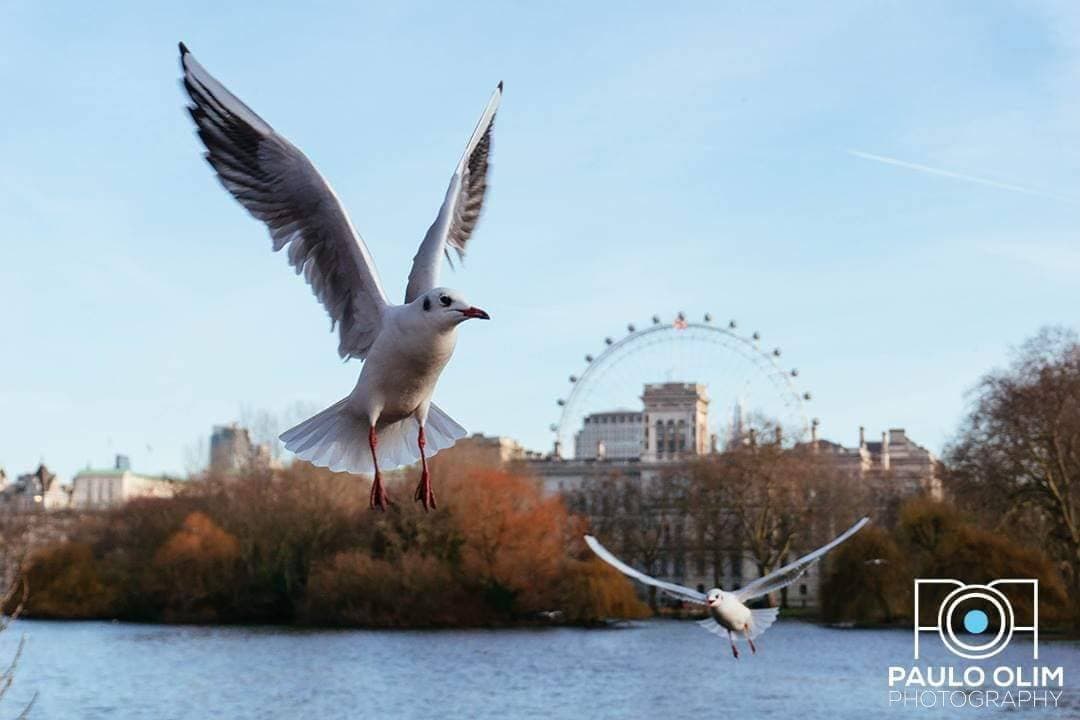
[729,631,739,659]
[744,629,757,655]
[368,426,390,511]
[413,425,436,511]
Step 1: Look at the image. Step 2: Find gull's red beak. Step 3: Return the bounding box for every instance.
[461,306,490,320]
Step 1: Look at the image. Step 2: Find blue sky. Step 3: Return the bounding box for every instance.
[2,1,1078,480]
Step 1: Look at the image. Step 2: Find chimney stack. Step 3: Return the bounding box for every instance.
[859,425,866,448]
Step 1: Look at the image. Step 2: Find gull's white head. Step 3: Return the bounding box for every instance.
[414,287,490,330]
[706,588,724,607]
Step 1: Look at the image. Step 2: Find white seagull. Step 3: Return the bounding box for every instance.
[179,43,500,510]
[584,517,869,658]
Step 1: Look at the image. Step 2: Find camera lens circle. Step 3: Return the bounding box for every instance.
[937,585,1014,660]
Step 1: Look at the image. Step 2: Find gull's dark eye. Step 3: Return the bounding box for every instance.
[439,295,452,307]
[423,297,431,311]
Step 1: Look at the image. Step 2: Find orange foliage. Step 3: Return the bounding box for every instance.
[19,460,648,626]
[441,469,649,620]
[151,512,241,621]
[155,512,240,565]
[444,469,569,612]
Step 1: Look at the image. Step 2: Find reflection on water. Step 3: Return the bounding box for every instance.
[5,619,1080,719]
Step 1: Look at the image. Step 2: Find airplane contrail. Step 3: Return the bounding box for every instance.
[846,149,1072,202]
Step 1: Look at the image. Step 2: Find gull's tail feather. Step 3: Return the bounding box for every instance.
[425,402,468,450]
[696,607,780,641]
[748,607,780,639]
[279,400,467,475]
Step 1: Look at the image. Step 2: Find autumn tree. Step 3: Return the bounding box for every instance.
[151,512,240,620]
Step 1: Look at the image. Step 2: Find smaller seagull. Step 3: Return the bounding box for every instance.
[584,517,869,658]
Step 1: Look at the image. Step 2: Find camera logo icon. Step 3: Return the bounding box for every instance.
[914,579,1038,660]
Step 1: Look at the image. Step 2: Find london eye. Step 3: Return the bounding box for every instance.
[550,313,813,458]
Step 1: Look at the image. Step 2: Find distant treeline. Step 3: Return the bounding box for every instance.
[14,452,648,627]
[821,496,1070,627]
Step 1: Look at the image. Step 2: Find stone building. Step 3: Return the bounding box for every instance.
[0,464,71,512]
[809,425,942,517]
[574,410,644,460]
[642,383,711,460]
[209,423,277,474]
[527,382,940,610]
[71,455,177,510]
[433,433,542,470]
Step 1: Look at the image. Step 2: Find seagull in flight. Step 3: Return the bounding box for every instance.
[179,43,500,511]
[585,517,869,658]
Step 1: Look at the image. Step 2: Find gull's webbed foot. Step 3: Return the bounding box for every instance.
[369,472,391,511]
[414,470,436,511]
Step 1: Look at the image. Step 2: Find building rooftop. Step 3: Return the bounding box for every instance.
[73,454,175,482]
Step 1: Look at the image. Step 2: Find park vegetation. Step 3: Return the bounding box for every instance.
[567,327,1080,629]
[567,421,869,608]
[822,327,1080,629]
[9,326,1079,632]
[11,448,648,627]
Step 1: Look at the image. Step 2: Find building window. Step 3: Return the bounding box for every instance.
[799,584,808,596]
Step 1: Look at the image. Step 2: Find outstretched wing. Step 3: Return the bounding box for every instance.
[584,535,706,605]
[180,43,390,359]
[735,517,870,603]
[404,82,501,303]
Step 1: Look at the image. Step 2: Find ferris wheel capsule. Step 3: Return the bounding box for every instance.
[652,315,661,325]
[773,348,781,357]
[791,368,799,377]
[703,313,712,322]
[803,392,812,401]
[752,331,761,341]
[569,375,577,383]
[604,337,613,345]
[627,323,635,333]
[729,320,737,329]
[585,354,593,363]
[557,398,566,407]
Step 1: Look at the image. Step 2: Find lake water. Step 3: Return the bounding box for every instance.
[5,619,1080,719]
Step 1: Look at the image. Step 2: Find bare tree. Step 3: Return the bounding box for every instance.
[689,419,862,605]
[0,558,35,717]
[240,405,283,462]
[946,327,1080,604]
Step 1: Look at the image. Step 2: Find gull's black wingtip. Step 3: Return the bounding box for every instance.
[178,41,190,57]
[497,80,503,92]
